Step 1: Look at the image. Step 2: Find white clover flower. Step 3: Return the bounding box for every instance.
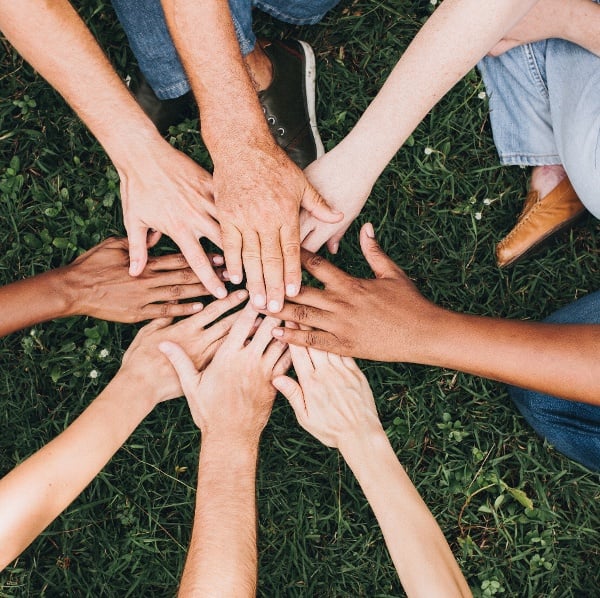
[478,91,487,100]
[474,212,482,220]
[30,328,37,337]
[89,369,99,379]
[430,0,438,5]
[99,349,110,359]
[424,147,434,155]
[483,198,492,205]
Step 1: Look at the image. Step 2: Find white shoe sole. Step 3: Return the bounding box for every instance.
[298,40,325,159]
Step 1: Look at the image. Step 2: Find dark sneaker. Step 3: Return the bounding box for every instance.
[259,39,325,169]
[128,71,196,135]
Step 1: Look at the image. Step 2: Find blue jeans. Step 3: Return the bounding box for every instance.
[478,39,600,218]
[111,0,341,99]
[508,290,600,471]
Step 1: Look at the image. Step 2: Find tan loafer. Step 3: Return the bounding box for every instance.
[495,178,587,268]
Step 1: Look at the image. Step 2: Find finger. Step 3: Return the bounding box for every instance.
[221,225,244,286]
[266,299,331,330]
[127,223,150,276]
[326,225,350,255]
[195,310,242,350]
[272,347,292,377]
[272,375,306,418]
[287,343,315,381]
[143,301,205,320]
[136,315,174,335]
[146,229,162,248]
[241,231,267,309]
[159,341,201,396]
[300,182,344,224]
[306,346,330,368]
[300,249,348,287]
[225,303,262,349]
[272,327,343,354]
[176,234,228,298]
[263,339,288,370]
[251,315,282,353]
[359,223,405,280]
[280,223,301,299]
[190,289,248,329]
[260,232,285,312]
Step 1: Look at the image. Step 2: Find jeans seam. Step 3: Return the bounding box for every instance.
[522,43,549,100]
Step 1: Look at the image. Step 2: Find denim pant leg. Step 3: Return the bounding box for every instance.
[508,290,600,471]
[478,40,600,217]
[111,0,339,99]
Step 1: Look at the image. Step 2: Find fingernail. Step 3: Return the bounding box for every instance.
[158,341,173,355]
[192,303,204,311]
[253,294,266,308]
[365,223,375,238]
[129,260,140,275]
[268,300,280,312]
[212,255,225,266]
[286,284,297,297]
[222,270,230,280]
[331,242,339,254]
[236,289,249,300]
[272,328,284,338]
[230,274,242,284]
[215,287,227,299]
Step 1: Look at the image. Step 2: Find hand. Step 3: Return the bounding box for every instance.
[273,346,384,449]
[487,0,564,56]
[118,290,249,406]
[267,223,442,362]
[118,139,228,299]
[160,303,291,445]
[301,149,374,254]
[214,142,342,313]
[64,237,226,323]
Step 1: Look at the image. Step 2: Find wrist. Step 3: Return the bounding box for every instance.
[338,426,391,469]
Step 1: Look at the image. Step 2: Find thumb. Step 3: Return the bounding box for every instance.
[127,224,150,276]
[301,183,343,225]
[273,375,306,418]
[159,340,202,396]
[359,223,404,279]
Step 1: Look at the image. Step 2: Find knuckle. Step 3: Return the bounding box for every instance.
[169,285,182,297]
[282,242,300,259]
[306,254,324,269]
[293,304,312,322]
[159,303,172,317]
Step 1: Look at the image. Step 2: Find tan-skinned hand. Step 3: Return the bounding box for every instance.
[266,223,442,362]
[63,237,226,323]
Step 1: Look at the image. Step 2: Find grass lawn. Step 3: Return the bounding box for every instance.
[1,0,599,596]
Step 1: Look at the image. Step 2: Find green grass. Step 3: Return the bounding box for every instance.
[1,0,600,596]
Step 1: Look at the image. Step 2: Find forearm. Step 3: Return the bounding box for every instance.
[340,431,470,598]
[179,438,259,597]
[333,0,540,185]
[564,0,600,56]
[0,0,164,165]
[0,268,75,337]
[0,372,153,568]
[413,308,600,404]
[160,0,272,155]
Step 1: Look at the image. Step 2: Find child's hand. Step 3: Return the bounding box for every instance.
[273,343,384,449]
[118,290,249,407]
[64,237,227,323]
[160,304,291,446]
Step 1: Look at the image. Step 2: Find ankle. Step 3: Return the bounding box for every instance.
[245,42,273,92]
[529,164,568,198]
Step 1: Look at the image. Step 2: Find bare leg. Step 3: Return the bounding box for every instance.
[529,164,567,198]
[245,42,273,91]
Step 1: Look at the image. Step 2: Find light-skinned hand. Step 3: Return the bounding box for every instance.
[215,142,343,314]
[63,237,226,323]
[118,139,228,299]
[273,346,384,449]
[160,304,291,445]
[118,290,249,406]
[266,223,441,362]
[300,148,375,254]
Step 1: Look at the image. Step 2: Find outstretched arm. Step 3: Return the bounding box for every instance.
[301,0,541,253]
[270,224,600,406]
[0,0,226,296]
[159,0,341,313]
[161,305,290,596]
[0,237,226,337]
[274,349,470,597]
[0,291,248,569]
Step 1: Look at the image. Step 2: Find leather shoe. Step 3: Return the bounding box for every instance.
[495,178,587,268]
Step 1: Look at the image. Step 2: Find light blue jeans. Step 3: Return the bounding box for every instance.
[478,39,600,218]
[508,290,600,471]
[111,0,341,99]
